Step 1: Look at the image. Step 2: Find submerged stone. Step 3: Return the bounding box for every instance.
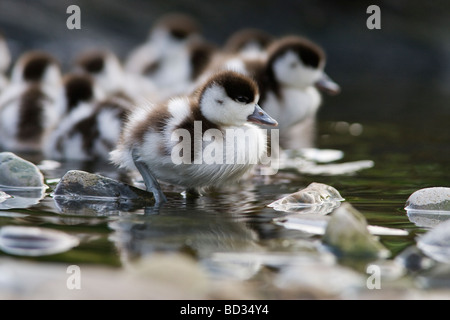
[268,182,344,214]
[0,226,79,256]
[273,214,329,235]
[322,203,389,259]
[405,187,450,214]
[417,219,450,264]
[0,152,45,188]
[274,213,407,237]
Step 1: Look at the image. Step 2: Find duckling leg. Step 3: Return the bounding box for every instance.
[185,187,201,198]
[132,150,167,205]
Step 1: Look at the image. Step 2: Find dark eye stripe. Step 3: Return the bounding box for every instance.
[234,96,251,104]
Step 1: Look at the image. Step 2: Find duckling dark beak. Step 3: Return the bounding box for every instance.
[315,73,341,95]
[247,104,278,126]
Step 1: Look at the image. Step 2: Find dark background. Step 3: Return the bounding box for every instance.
[1,0,449,123]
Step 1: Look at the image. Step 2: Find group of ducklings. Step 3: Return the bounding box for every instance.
[0,13,340,204]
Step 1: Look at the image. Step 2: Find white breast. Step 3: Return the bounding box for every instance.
[263,86,321,129]
[136,121,267,188]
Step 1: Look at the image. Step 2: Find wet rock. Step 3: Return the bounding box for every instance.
[53,170,153,200]
[0,152,45,188]
[268,182,344,214]
[417,219,450,264]
[52,170,155,214]
[322,203,390,259]
[405,187,450,215]
[0,226,79,256]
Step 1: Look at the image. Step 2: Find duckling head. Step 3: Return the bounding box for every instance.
[199,71,278,127]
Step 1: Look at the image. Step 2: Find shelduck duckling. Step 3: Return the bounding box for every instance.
[110,70,278,204]
[0,51,64,152]
[44,74,132,161]
[208,36,340,149]
[124,13,216,99]
[223,28,274,59]
[0,32,11,93]
[261,36,340,149]
[74,49,157,103]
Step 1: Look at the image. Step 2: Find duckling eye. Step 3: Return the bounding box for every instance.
[290,62,298,69]
[234,96,250,104]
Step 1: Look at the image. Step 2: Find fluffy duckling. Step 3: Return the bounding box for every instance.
[125,13,216,99]
[261,36,340,149]
[110,70,278,204]
[0,32,11,93]
[44,74,132,161]
[207,36,340,149]
[0,51,64,152]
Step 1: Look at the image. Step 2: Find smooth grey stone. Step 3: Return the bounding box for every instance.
[0,152,45,188]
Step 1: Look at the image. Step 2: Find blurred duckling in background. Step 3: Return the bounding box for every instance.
[110,70,277,204]
[206,35,340,149]
[125,13,217,100]
[74,49,157,103]
[0,32,11,93]
[0,51,64,152]
[261,36,340,149]
[44,73,132,161]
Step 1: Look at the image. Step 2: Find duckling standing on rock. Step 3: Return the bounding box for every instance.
[0,51,64,152]
[110,70,278,205]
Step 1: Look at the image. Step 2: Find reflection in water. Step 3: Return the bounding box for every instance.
[107,187,271,279]
[0,187,46,210]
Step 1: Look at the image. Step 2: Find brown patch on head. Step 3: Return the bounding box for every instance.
[63,74,95,111]
[267,36,325,69]
[75,50,108,74]
[19,51,59,82]
[224,28,274,53]
[153,13,200,40]
[200,70,259,105]
[264,36,325,100]
[189,41,217,80]
[17,84,46,142]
